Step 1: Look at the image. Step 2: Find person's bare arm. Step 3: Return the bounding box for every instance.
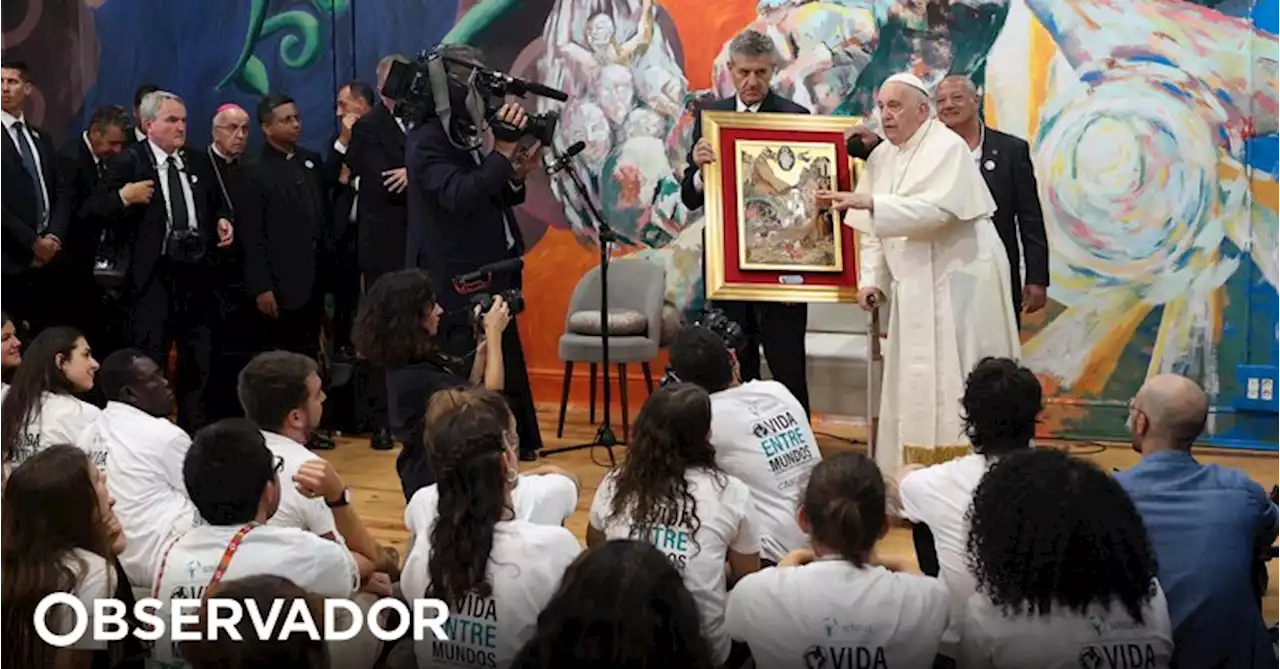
[727,550,761,586]
[522,464,580,491]
[479,296,510,390]
[295,461,384,577]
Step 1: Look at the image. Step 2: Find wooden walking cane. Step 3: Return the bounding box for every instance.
[866,306,884,460]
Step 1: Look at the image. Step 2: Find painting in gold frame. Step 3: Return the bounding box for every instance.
[702,111,864,304]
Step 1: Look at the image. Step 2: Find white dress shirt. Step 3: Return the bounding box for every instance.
[693,96,761,193]
[148,140,199,233]
[2,109,51,229]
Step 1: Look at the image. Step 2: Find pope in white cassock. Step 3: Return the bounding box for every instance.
[817,72,1022,475]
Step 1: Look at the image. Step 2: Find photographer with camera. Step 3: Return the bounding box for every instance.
[401,44,546,461]
[353,268,511,501]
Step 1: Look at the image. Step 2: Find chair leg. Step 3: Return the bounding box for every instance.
[589,363,598,425]
[618,363,630,442]
[641,362,655,395]
[556,361,573,438]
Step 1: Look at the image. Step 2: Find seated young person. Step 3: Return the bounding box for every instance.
[400,401,581,668]
[404,387,579,536]
[727,453,950,669]
[512,540,718,669]
[888,357,1040,660]
[2,445,146,669]
[181,575,329,669]
[79,349,200,588]
[667,326,819,565]
[959,449,1173,669]
[352,269,511,500]
[151,419,360,668]
[588,383,761,666]
[1,327,102,469]
[0,310,22,391]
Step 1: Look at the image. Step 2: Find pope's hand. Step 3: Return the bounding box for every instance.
[692,138,716,168]
[815,190,872,211]
[857,286,885,312]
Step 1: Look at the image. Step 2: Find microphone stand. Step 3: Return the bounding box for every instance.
[539,146,619,465]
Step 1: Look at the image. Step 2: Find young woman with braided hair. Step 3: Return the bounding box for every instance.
[725,453,950,669]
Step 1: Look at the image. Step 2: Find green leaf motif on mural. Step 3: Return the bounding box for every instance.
[217,0,349,94]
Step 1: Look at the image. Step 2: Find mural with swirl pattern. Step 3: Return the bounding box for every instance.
[6,0,1276,448]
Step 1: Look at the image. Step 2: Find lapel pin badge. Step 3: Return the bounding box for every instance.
[304,159,315,169]
[984,159,996,171]
[189,174,199,184]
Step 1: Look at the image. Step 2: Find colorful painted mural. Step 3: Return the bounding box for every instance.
[5,0,1275,445]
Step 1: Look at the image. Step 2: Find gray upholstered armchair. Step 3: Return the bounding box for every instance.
[556,257,666,440]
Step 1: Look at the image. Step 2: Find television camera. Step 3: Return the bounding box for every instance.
[380,45,566,149]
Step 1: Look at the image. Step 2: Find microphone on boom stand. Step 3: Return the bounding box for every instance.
[538,140,621,465]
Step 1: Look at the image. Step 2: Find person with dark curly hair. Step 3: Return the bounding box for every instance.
[1116,374,1278,668]
[887,356,1039,661]
[511,539,717,669]
[403,395,580,668]
[352,268,510,500]
[587,383,761,666]
[727,453,950,668]
[959,448,1173,668]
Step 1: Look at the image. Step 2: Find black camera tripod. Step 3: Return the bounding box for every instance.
[539,146,621,465]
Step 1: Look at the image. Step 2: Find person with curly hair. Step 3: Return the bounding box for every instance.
[726,452,950,668]
[511,540,717,669]
[959,448,1173,668]
[587,383,761,666]
[1116,374,1278,668]
[403,395,580,668]
[352,268,510,499]
[887,356,1039,661]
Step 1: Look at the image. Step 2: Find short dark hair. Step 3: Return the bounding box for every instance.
[961,357,1042,456]
[801,453,885,566]
[88,105,131,134]
[184,419,275,525]
[97,348,148,402]
[257,93,296,124]
[133,83,160,109]
[341,81,376,107]
[1,59,29,79]
[237,351,318,432]
[668,326,734,393]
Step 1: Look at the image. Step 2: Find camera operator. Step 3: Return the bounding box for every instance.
[352,268,511,501]
[404,44,544,461]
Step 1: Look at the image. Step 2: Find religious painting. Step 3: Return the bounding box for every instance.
[702,111,863,304]
[734,140,843,272]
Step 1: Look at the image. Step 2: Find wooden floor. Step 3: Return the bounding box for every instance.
[329,404,1280,624]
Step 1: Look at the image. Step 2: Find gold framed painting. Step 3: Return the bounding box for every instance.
[702,111,864,303]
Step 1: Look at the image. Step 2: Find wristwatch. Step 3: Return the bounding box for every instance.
[325,487,351,509]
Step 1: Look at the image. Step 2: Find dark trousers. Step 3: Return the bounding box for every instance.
[129,261,214,432]
[713,300,810,415]
[438,304,542,456]
[257,295,323,361]
[359,268,393,431]
[912,522,941,577]
[205,293,259,422]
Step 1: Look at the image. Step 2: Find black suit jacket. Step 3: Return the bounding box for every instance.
[2,120,65,275]
[405,119,526,311]
[55,137,110,277]
[237,143,335,310]
[980,127,1050,302]
[96,141,227,292]
[680,91,810,211]
[347,105,409,276]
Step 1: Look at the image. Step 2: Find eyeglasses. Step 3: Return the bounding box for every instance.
[215,124,249,136]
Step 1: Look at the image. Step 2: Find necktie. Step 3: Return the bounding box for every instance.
[12,121,47,229]
[166,156,191,233]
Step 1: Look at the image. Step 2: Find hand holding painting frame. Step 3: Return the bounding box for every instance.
[701,111,865,303]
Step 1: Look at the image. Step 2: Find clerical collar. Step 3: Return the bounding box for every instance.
[735,95,763,113]
[897,119,934,152]
[263,141,296,161]
[210,143,237,163]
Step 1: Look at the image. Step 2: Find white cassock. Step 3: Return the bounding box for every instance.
[844,118,1021,475]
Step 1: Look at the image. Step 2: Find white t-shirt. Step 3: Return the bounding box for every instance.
[404,473,578,537]
[6,392,101,466]
[726,558,950,669]
[261,430,338,538]
[709,380,820,562]
[589,468,760,664]
[402,519,581,668]
[150,522,360,667]
[79,402,201,588]
[50,549,113,651]
[958,583,1174,669]
[898,453,991,655]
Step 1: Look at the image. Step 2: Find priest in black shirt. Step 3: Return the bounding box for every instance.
[237,94,334,365]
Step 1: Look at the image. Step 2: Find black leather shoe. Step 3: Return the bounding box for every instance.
[307,433,336,451]
[370,427,394,451]
[519,450,538,462]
